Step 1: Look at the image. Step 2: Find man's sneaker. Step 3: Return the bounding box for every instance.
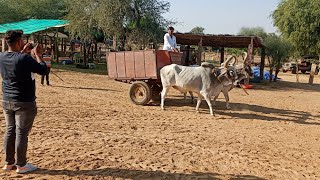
[2,164,15,171]
[16,163,37,174]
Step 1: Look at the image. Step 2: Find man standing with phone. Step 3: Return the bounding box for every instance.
[0,30,47,173]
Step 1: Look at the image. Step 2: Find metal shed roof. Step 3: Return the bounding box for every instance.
[174,33,264,48]
[0,19,69,35]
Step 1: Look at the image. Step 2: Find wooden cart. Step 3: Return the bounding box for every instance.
[107,50,183,105]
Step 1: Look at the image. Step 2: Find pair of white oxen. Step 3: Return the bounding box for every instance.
[159,54,250,116]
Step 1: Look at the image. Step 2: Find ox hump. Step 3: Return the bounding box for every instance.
[201,62,215,69]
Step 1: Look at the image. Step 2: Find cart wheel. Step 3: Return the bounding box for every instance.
[129,81,151,105]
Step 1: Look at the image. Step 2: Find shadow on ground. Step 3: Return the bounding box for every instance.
[162,98,319,125]
[51,85,120,92]
[31,167,266,180]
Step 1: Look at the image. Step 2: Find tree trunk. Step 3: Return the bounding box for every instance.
[267,57,273,82]
[112,34,117,51]
[274,64,281,82]
[83,42,87,66]
[94,41,98,61]
[295,59,300,83]
[64,39,67,54]
[269,67,273,82]
[274,69,280,82]
[90,44,94,62]
[308,63,317,85]
[55,38,59,63]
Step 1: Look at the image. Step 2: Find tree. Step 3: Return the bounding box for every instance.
[238,27,268,40]
[273,0,320,84]
[65,0,171,51]
[264,33,292,82]
[225,48,243,57]
[0,0,67,24]
[238,27,268,57]
[190,26,205,34]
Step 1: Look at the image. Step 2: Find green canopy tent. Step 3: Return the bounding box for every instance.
[0,19,69,35]
[0,19,69,60]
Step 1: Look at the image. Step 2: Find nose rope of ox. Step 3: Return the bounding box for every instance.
[239,84,249,95]
[51,71,65,82]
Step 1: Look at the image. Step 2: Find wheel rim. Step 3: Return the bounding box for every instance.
[132,85,147,102]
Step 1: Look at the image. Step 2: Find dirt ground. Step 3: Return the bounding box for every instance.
[0,69,319,180]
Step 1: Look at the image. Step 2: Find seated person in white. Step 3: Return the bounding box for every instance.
[163,26,179,52]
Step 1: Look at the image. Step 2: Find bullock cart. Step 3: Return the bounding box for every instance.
[107,50,183,105]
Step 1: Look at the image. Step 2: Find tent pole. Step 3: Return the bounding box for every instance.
[197,37,203,66]
[55,29,59,62]
[260,47,266,81]
[1,38,5,52]
[220,47,225,64]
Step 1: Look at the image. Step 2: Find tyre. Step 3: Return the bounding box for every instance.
[129,81,151,105]
[315,67,319,75]
[291,67,297,74]
[301,70,306,74]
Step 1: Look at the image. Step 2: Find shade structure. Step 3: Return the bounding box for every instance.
[174,33,264,48]
[0,19,69,35]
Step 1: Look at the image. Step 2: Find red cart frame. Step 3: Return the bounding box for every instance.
[107,50,183,105]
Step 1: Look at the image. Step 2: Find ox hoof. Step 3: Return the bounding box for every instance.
[196,110,200,113]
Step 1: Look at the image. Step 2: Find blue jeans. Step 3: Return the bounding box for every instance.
[2,101,37,166]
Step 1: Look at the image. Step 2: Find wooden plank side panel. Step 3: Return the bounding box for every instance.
[107,52,117,79]
[116,52,126,78]
[134,51,146,78]
[156,50,171,70]
[156,50,171,79]
[144,50,157,78]
[170,52,184,65]
[125,51,135,78]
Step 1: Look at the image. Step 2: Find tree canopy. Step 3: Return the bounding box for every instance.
[238,26,268,40]
[265,34,292,67]
[0,0,67,24]
[189,26,205,34]
[273,0,320,57]
[264,33,292,81]
[65,0,171,50]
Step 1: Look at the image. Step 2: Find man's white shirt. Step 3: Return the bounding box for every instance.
[163,33,177,51]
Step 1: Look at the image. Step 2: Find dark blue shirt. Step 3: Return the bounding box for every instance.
[0,52,47,102]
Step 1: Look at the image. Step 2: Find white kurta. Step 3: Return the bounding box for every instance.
[163,33,177,51]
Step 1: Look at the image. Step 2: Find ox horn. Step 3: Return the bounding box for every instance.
[242,52,248,64]
[223,56,234,68]
[230,55,238,66]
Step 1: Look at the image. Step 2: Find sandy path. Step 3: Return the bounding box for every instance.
[0,69,319,180]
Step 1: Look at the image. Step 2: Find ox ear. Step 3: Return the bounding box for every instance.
[217,69,227,81]
[219,74,233,86]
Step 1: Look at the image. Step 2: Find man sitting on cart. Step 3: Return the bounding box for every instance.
[163,26,179,52]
